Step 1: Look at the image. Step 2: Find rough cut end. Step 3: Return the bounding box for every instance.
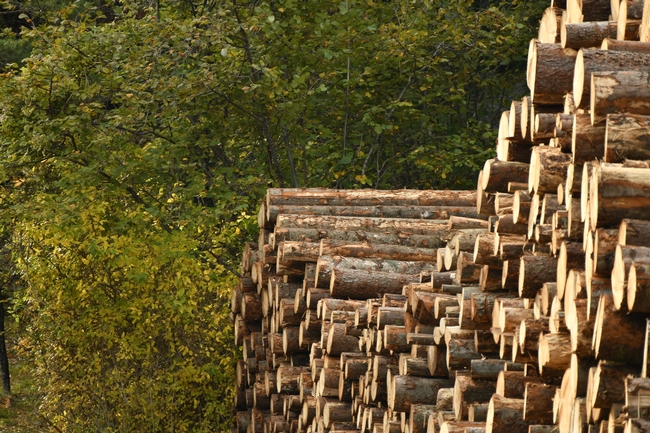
[573,49,586,107]
[527,39,538,92]
[627,265,638,312]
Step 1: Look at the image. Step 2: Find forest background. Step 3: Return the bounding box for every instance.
[0,0,543,430]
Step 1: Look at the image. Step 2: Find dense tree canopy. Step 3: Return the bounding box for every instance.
[0,0,543,429]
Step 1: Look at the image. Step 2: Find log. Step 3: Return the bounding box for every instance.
[266,188,478,207]
[327,323,361,356]
[593,294,646,365]
[519,256,558,298]
[572,113,606,164]
[410,404,438,433]
[495,214,528,236]
[496,371,541,399]
[319,241,441,262]
[330,268,419,300]
[538,7,564,43]
[523,382,556,424]
[529,147,571,194]
[274,227,443,249]
[323,401,353,427]
[527,41,578,105]
[573,49,650,108]
[590,164,650,230]
[453,375,498,421]
[387,375,454,412]
[561,21,617,50]
[605,114,650,163]
[482,159,531,193]
[590,71,650,127]
[601,39,650,51]
[447,338,483,371]
[619,219,650,247]
[427,345,449,377]
[538,332,572,375]
[486,394,528,433]
[268,205,482,225]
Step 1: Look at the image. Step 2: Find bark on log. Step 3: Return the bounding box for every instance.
[529,147,572,194]
[573,49,650,108]
[274,227,443,249]
[590,164,650,230]
[482,159,531,193]
[572,113,606,164]
[268,205,482,225]
[320,241,441,262]
[593,294,646,365]
[519,256,558,298]
[562,21,617,50]
[267,188,479,207]
[527,41,578,105]
[523,382,556,424]
[605,114,650,163]
[486,394,528,433]
[388,375,454,412]
[330,268,419,300]
[601,38,650,51]
[496,371,542,399]
[453,374,498,420]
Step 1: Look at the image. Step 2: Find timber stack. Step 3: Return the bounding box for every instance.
[230,0,650,432]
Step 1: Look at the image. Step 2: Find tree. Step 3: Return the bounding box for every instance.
[0,0,544,429]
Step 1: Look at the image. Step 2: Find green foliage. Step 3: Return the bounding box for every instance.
[0,0,544,429]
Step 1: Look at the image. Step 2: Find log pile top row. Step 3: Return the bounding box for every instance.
[231,0,650,433]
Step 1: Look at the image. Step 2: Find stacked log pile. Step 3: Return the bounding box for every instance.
[231,0,650,432]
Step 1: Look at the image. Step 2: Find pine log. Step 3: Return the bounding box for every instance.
[453,375,498,420]
[496,371,542,399]
[593,294,646,365]
[388,375,454,412]
[605,114,650,163]
[320,241,441,262]
[538,332,572,375]
[529,147,571,194]
[447,338,483,371]
[562,21,617,50]
[601,38,650,51]
[573,49,650,108]
[330,268,418,300]
[267,188,478,207]
[519,256,558,298]
[527,41,578,105]
[572,113,606,164]
[486,394,528,433]
[495,214,528,236]
[274,227,443,249]
[268,205,482,226]
[590,164,650,230]
[327,323,361,356]
[481,159,531,194]
[539,7,564,43]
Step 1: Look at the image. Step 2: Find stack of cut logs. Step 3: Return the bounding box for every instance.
[231,0,650,432]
